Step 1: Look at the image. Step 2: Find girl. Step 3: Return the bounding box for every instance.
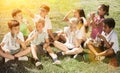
[87,4,109,39]
[63,8,87,29]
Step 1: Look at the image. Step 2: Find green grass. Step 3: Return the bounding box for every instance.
[0,0,120,73]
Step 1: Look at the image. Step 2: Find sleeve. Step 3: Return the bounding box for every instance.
[64,27,69,33]
[32,14,40,25]
[1,34,9,44]
[18,32,24,42]
[46,17,52,29]
[28,31,34,39]
[110,34,119,54]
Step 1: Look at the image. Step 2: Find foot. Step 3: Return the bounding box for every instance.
[35,60,43,69]
[53,60,61,65]
[18,56,28,61]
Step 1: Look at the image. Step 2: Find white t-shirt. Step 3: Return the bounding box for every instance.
[28,30,48,45]
[76,25,87,41]
[64,27,79,49]
[32,14,52,33]
[101,30,119,54]
[1,32,24,52]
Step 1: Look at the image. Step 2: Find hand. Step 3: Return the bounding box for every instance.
[97,33,105,40]
[90,12,95,20]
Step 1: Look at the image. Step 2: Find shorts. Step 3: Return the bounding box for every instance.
[36,42,46,55]
[10,49,21,55]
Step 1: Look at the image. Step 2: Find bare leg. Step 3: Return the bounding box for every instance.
[53,41,69,52]
[0,46,14,59]
[87,41,98,55]
[30,45,39,60]
[14,47,31,57]
[0,50,14,59]
[64,47,83,55]
[44,43,57,59]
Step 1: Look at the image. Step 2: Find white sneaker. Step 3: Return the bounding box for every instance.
[53,60,61,64]
[5,58,10,62]
[35,61,42,67]
[73,54,78,58]
[18,56,28,61]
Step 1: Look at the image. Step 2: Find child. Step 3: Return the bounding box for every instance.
[12,9,33,39]
[26,4,56,42]
[87,18,119,67]
[63,8,87,29]
[54,18,87,56]
[0,46,14,61]
[0,20,31,62]
[26,18,60,66]
[88,4,109,39]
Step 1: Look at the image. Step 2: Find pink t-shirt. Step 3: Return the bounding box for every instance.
[91,16,104,39]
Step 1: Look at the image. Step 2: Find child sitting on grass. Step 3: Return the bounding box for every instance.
[0,20,31,62]
[86,18,119,67]
[26,18,60,67]
[12,9,33,39]
[54,18,88,56]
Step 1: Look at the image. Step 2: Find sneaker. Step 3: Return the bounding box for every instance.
[35,60,43,69]
[73,54,78,58]
[56,52,63,57]
[35,61,42,67]
[5,58,10,62]
[53,60,61,65]
[18,56,28,61]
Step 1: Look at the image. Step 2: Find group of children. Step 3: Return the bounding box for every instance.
[0,4,119,68]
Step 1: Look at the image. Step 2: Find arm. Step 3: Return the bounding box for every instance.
[97,34,111,48]
[63,10,74,21]
[23,19,33,32]
[25,33,38,45]
[47,29,55,41]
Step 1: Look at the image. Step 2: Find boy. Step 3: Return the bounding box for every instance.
[26,18,60,66]
[26,4,55,42]
[12,9,32,39]
[87,18,119,66]
[0,20,31,62]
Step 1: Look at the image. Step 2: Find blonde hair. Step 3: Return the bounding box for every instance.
[35,18,45,27]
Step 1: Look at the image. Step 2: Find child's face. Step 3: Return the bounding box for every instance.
[97,6,106,16]
[39,8,48,17]
[36,23,44,32]
[73,10,80,18]
[15,12,23,20]
[103,23,112,34]
[11,26,20,35]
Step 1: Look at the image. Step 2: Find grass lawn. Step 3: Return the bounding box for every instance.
[0,0,120,73]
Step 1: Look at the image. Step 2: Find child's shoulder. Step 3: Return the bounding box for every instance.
[4,32,11,37]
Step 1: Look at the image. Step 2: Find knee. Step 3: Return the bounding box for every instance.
[74,48,83,54]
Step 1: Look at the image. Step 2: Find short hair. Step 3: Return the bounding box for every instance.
[35,18,45,27]
[103,18,115,28]
[12,9,22,17]
[40,4,50,12]
[8,20,20,29]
